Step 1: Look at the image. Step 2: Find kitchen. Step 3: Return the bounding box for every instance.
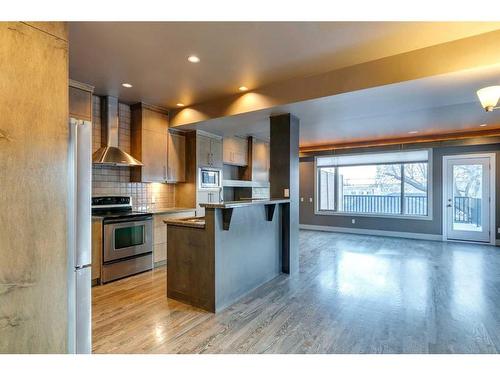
[68,77,294,350]
[5,16,500,366]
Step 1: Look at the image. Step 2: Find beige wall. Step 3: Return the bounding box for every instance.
[170,30,500,128]
[0,22,69,353]
[91,96,176,210]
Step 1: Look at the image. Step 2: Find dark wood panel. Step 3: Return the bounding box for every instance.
[69,85,93,121]
[0,21,69,353]
[175,131,197,208]
[166,225,214,312]
[130,103,169,183]
[91,219,102,282]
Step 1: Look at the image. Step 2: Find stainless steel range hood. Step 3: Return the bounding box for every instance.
[92,96,143,166]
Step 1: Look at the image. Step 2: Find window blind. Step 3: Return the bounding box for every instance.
[316,150,429,167]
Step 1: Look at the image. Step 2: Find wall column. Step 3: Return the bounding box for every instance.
[270,114,299,275]
[0,22,69,353]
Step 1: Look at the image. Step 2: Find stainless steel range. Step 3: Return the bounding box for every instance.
[92,196,153,283]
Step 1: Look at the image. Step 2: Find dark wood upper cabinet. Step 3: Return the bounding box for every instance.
[223,136,248,166]
[197,133,223,168]
[167,132,186,182]
[130,103,186,183]
[130,103,168,183]
[69,80,93,121]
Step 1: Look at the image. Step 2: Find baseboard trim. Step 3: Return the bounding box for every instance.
[154,260,167,268]
[299,224,442,242]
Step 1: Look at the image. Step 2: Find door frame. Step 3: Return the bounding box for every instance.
[442,153,496,245]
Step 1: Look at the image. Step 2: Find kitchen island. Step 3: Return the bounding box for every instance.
[164,198,290,312]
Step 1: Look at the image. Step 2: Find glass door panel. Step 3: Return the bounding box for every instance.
[446,157,490,243]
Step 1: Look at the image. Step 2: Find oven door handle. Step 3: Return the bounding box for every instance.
[103,216,153,224]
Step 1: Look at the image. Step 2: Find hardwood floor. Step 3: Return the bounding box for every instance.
[92,230,500,353]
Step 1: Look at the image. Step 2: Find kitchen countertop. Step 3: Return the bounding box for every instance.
[222,179,270,188]
[163,216,205,229]
[148,207,196,215]
[92,207,195,220]
[199,198,290,209]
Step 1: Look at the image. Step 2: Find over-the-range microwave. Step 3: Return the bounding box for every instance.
[199,167,222,189]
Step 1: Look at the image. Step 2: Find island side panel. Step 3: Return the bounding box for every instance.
[210,205,282,311]
[166,224,215,312]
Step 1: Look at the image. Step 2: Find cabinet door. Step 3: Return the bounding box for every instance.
[197,135,212,166]
[196,190,211,217]
[130,105,169,183]
[212,190,223,203]
[222,137,247,166]
[238,137,249,166]
[253,139,270,182]
[143,107,168,133]
[223,138,234,164]
[233,137,248,166]
[91,219,102,281]
[141,129,167,182]
[210,138,223,168]
[69,86,92,121]
[197,190,210,204]
[167,132,186,182]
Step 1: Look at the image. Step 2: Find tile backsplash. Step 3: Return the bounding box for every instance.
[91,96,175,211]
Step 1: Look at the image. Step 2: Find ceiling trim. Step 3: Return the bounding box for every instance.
[170,29,500,128]
[130,102,169,115]
[69,79,94,93]
[299,126,500,155]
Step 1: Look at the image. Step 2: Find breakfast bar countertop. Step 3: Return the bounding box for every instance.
[148,207,196,215]
[163,216,205,229]
[199,198,290,209]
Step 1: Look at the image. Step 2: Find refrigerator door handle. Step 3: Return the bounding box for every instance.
[75,264,91,270]
[75,119,92,267]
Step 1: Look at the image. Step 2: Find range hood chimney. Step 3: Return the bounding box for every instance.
[92,96,143,166]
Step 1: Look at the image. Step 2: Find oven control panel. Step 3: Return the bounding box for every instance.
[92,196,132,208]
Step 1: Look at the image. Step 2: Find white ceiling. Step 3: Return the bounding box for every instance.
[69,22,500,108]
[179,64,500,146]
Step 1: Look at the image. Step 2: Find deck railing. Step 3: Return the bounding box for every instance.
[339,194,481,225]
[454,196,481,226]
[341,195,427,215]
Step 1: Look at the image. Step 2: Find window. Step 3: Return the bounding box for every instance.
[318,167,335,210]
[316,150,430,217]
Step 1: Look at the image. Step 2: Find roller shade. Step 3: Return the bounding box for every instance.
[316,150,429,167]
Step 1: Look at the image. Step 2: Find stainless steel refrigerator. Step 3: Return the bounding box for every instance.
[67,117,92,354]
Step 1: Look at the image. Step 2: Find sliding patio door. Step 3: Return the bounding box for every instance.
[444,155,492,243]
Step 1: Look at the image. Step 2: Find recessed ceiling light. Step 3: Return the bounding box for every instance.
[239,86,249,92]
[479,123,488,127]
[408,130,419,134]
[187,55,200,63]
[176,103,185,107]
[122,83,133,88]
